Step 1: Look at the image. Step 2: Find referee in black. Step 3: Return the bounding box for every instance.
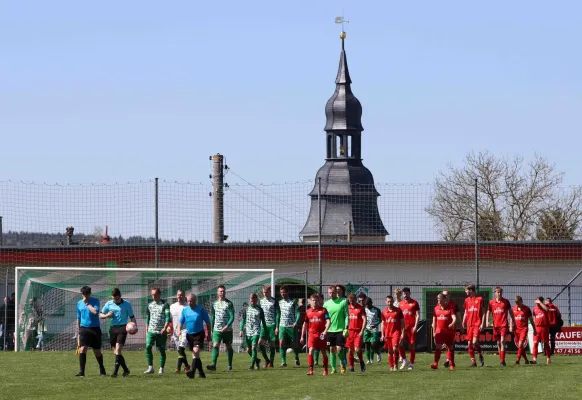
[177,293,211,379]
[76,286,106,376]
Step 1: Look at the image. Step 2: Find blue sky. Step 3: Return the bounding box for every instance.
[1,0,581,187]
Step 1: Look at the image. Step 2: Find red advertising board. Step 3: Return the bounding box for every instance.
[554,327,582,355]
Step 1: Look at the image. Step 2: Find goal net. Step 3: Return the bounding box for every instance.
[14,267,274,352]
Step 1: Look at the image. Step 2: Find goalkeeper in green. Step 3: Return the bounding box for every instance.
[207,285,235,371]
[144,288,171,374]
[240,293,268,370]
[323,285,349,374]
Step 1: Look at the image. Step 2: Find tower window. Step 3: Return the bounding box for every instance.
[347,135,352,157]
[336,134,344,157]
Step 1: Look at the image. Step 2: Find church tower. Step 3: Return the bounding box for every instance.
[300,31,388,242]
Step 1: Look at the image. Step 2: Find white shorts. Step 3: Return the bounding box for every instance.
[173,329,188,348]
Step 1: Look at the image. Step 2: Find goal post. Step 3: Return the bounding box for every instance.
[14,267,275,352]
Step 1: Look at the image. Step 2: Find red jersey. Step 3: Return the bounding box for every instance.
[399,299,420,330]
[434,305,454,333]
[464,296,484,326]
[348,303,365,331]
[305,307,330,335]
[382,307,403,335]
[512,305,532,330]
[545,303,560,327]
[533,306,549,328]
[488,298,511,328]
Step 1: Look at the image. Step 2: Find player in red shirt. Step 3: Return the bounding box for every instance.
[346,293,367,373]
[512,296,535,365]
[486,286,515,366]
[398,287,420,370]
[441,290,460,368]
[544,297,562,356]
[381,295,404,371]
[532,297,551,364]
[431,293,457,371]
[300,294,331,376]
[462,284,486,367]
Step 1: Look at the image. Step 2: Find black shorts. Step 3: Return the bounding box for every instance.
[327,331,345,347]
[186,331,205,351]
[109,325,128,347]
[79,327,102,349]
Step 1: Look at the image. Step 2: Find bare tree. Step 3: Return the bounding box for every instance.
[427,151,582,241]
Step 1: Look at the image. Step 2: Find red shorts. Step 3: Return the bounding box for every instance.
[307,334,327,350]
[383,333,401,350]
[514,329,528,347]
[345,330,363,349]
[492,326,508,341]
[534,327,549,343]
[466,325,481,339]
[403,328,417,345]
[434,331,454,347]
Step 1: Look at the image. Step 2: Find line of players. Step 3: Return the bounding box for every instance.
[74,282,562,378]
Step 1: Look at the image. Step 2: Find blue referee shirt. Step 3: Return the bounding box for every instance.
[77,297,100,328]
[179,305,210,334]
[101,299,135,326]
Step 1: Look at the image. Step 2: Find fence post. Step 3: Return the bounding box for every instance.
[474,178,479,290]
[3,268,7,351]
[568,286,572,326]
[317,177,322,293]
[155,178,159,269]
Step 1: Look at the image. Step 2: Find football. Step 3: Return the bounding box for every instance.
[126,322,138,335]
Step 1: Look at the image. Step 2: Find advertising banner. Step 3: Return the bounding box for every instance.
[554,327,582,355]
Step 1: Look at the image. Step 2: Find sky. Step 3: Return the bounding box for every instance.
[1,0,581,186]
[1,1,581,241]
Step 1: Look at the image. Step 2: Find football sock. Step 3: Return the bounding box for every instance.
[114,355,121,374]
[322,355,329,370]
[468,343,475,360]
[95,354,105,369]
[177,357,183,371]
[308,354,314,368]
[475,343,483,355]
[342,348,348,365]
[357,351,364,363]
[294,348,300,361]
[178,347,190,368]
[410,349,416,364]
[79,353,87,374]
[251,347,257,366]
[522,349,529,361]
[279,347,287,364]
[393,351,399,367]
[500,350,505,362]
[516,347,522,362]
[399,347,406,361]
[146,345,154,365]
[270,346,276,364]
[227,348,234,367]
[194,357,203,373]
[348,352,355,368]
[159,348,166,368]
[330,352,337,370]
[313,349,320,364]
[118,354,128,372]
[544,342,551,358]
[211,347,219,366]
[434,349,441,363]
[388,351,394,368]
[532,342,539,358]
[259,344,269,362]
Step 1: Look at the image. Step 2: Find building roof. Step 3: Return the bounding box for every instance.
[324,37,364,132]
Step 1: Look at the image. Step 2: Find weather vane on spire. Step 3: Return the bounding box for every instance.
[335,10,349,39]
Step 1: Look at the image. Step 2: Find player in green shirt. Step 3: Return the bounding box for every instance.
[207,285,235,371]
[278,285,300,367]
[363,297,383,364]
[240,293,268,370]
[144,288,171,374]
[323,285,349,374]
[258,284,280,368]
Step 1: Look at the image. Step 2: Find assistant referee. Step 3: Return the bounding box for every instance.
[177,294,211,379]
[76,286,106,377]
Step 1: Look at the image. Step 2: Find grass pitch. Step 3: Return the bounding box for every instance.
[1,351,581,400]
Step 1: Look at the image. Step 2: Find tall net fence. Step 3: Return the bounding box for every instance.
[1,179,582,351]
